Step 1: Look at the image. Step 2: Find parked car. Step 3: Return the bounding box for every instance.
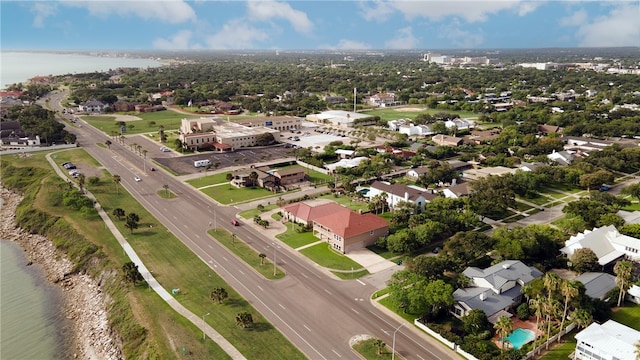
[134,176,142,182]
[231,220,239,226]
[160,147,170,152]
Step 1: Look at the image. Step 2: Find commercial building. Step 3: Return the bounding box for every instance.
[179,117,280,151]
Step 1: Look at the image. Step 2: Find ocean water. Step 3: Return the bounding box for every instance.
[1,51,163,89]
[0,240,72,359]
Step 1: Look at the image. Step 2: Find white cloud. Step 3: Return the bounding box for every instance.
[247,0,313,34]
[324,39,372,50]
[574,4,640,47]
[30,2,57,28]
[204,19,269,49]
[361,0,540,23]
[560,9,588,27]
[384,27,419,49]
[61,0,196,24]
[358,0,395,22]
[438,20,484,48]
[153,30,200,50]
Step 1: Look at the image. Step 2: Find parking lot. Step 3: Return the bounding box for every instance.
[153,145,294,175]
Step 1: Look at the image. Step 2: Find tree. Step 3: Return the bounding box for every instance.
[76,173,86,192]
[112,208,125,220]
[528,295,544,354]
[621,183,640,202]
[105,139,112,149]
[373,339,385,356]
[163,184,169,196]
[259,253,266,265]
[614,260,633,307]
[558,280,580,343]
[571,308,592,330]
[210,287,229,304]
[543,273,561,350]
[235,312,253,328]
[462,309,491,336]
[125,213,140,234]
[423,279,454,315]
[578,170,615,191]
[494,315,513,352]
[226,173,234,182]
[571,248,600,273]
[112,174,121,195]
[122,261,143,286]
[248,171,259,188]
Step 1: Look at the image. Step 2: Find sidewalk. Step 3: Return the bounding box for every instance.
[45,151,246,360]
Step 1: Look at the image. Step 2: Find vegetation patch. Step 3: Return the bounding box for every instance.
[352,338,393,360]
[201,184,277,204]
[239,204,278,219]
[276,225,320,249]
[186,172,231,188]
[299,243,364,271]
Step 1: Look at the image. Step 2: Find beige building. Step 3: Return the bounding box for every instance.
[179,117,280,151]
[236,116,302,132]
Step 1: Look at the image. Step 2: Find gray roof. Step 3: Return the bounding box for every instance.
[454,284,523,318]
[575,272,617,300]
[370,181,437,202]
[463,260,543,289]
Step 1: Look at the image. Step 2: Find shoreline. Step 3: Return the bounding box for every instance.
[0,187,122,359]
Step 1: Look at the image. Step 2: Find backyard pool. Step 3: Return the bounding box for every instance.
[502,328,536,349]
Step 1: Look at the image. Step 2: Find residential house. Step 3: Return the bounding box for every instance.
[538,124,563,136]
[574,272,617,301]
[324,157,368,173]
[574,320,640,360]
[78,99,106,113]
[431,134,463,147]
[313,210,389,253]
[368,181,437,212]
[518,162,544,172]
[112,101,137,112]
[616,210,640,225]
[444,118,472,132]
[231,165,306,190]
[323,95,346,105]
[627,285,640,304]
[466,128,501,145]
[335,149,355,159]
[462,166,517,181]
[547,150,575,166]
[560,225,640,266]
[0,121,41,148]
[281,200,389,253]
[398,123,434,137]
[405,166,430,180]
[452,260,543,323]
[375,145,416,160]
[0,93,24,118]
[367,93,399,108]
[440,180,473,199]
[388,118,409,131]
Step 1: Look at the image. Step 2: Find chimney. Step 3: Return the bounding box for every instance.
[404,192,409,201]
[479,292,487,301]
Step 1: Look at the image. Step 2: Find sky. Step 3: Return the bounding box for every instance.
[1,1,639,51]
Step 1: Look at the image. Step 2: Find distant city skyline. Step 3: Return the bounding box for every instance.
[1,1,638,51]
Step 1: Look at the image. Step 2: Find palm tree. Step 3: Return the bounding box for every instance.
[634,340,640,360]
[543,273,560,350]
[494,315,513,352]
[373,339,385,355]
[571,308,592,330]
[76,173,86,192]
[259,253,267,265]
[210,287,228,304]
[614,260,633,307]
[112,174,121,195]
[558,279,580,342]
[162,184,169,196]
[105,139,112,149]
[248,171,259,188]
[112,208,125,220]
[529,295,544,354]
[235,312,253,328]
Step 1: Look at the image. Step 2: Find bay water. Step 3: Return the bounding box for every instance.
[0,240,72,359]
[1,51,163,89]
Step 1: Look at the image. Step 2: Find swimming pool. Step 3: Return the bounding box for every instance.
[501,328,536,349]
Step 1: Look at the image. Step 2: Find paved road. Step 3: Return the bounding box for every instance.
[44,91,457,360]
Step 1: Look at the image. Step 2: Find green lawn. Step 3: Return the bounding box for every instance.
[519,194,552,206]
[543,189,571,200]
[276,226,319,249]
[503,214,525,223]
[239,205,279,220]
[514,201,534,211]
[547,184,585,194]
[540,333,577,360]
[611,303,640,330]
[201,185,279,205]
[186,172,232,188]
[622,202,640,211]
[361,107,478,122]
[208,229,283,279]
[299,243,364,271]
[81,110,200,134]
[316,193,370,213]
[352,338,393,360]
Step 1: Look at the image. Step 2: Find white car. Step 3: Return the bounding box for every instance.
[160,147,170,152]
[134,176,142,182]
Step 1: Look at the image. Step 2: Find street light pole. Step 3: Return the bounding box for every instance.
[202,313,210,341]
[392,323,404,360]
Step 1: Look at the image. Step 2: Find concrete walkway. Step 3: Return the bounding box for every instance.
[45,151,246,360]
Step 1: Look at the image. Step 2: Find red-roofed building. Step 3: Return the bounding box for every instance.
[281,200,388,253]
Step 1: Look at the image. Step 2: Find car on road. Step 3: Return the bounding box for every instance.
[134,176,142,182]
[432,246,441,254]
[160,146,170,152]
[231,220,239,226]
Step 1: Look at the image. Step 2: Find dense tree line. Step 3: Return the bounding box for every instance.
[3,104,76,145]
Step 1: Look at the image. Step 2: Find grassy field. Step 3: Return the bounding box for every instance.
[16,148,306,360]
[201,184,278,205]
[611,303,640,330]
[208,228,284,279]
[361,107,479,122]
[316,193,370,212]
[540,333,577,360]
[299,243,364,271]
[276,226,320,249]
[352,338,394,360]
[81,110,199,134]
[239,204,279,220]
[186,172,232,188]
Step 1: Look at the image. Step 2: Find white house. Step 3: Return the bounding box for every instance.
[368,181,437,212]
[388,119,408,131]
[398,123,433,136]
[574,320,640,360]
[324,157,368,173]
[560,225,640,266]
[547,150,575,166]
[78,99,106,113]
[452,260,543,323]
[367,93,398,107]
[444,118,472,131]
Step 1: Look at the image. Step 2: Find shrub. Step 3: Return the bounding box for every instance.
[516,303,530,320]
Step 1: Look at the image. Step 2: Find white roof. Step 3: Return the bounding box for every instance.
[324,157,368,171]
[335,149,355,155]
[575,320,640,360]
